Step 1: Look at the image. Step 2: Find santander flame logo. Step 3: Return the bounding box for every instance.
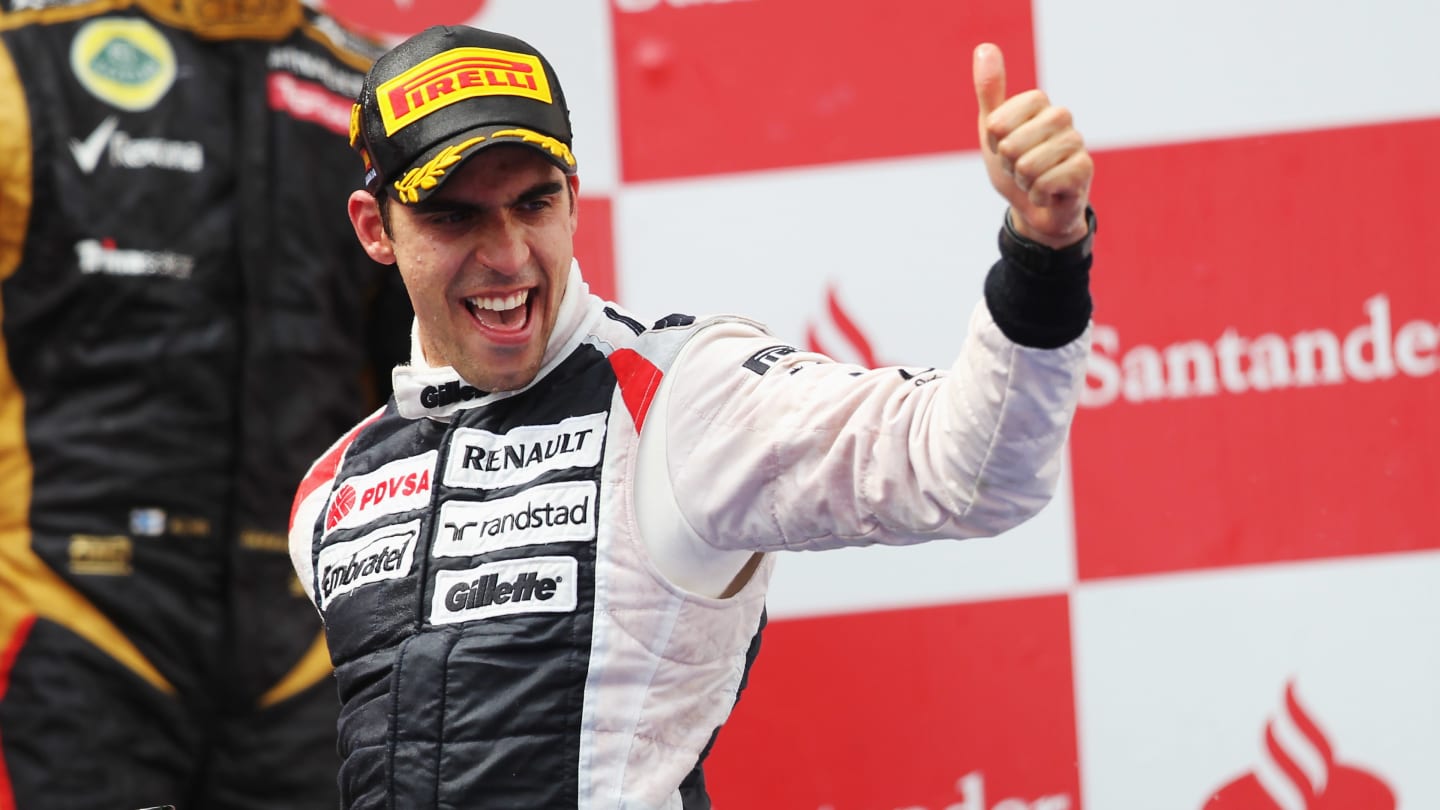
[1203,681,1395,810]
[804,285,883,367]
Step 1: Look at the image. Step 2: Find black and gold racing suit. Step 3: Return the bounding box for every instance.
[0,0,410,807]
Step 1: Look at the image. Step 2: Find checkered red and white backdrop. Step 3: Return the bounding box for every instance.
[319,1,1440,807]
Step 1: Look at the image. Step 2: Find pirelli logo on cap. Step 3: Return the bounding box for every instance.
[377,48,553,136]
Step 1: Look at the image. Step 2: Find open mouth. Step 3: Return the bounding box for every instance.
[464,289,532,333]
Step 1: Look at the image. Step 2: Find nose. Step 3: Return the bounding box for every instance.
[473,215,528,276]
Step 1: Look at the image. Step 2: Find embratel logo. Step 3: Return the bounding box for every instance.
[70,18,177,112]
[434,480,597,558]
[430,555,578,626]
[444,412,606,491]
[316,519,420,609]
[1084,293,1435,408]
[376,47,552,136]
[325,451,437,534]
[1202,681,1395,810]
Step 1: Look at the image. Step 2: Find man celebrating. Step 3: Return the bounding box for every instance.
[290,24,1094,809]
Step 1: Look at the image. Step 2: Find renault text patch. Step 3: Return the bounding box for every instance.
[70,18,177,112]
[317,520,420,609]
[445,412,606,490]
[434,481,597,558]
[430,556,577,625]
[326,451,436,533]
[377,47,553,136]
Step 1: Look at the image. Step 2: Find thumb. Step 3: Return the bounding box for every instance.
[973,42,1006,120]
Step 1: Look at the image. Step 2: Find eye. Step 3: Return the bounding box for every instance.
[517,197,553,215]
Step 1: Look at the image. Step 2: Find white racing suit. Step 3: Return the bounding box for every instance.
[289,222,1092,809]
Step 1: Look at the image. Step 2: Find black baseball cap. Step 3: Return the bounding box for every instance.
[349,25,577,205]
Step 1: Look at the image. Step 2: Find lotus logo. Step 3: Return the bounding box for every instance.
[804,284,883,368]
[324,0,491,39]
[1203,680,1395,809]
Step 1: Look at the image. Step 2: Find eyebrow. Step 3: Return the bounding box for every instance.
[413,180,565,216]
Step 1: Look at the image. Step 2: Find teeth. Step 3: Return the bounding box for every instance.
[467,290,529,312]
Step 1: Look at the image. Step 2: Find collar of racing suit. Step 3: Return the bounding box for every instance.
[394,259,595,421]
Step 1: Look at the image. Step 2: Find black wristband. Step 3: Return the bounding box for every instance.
[983,206,1095,349]
[999,205,1097,275]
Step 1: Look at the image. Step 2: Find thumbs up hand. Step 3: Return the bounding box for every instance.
[974,43,1093,249]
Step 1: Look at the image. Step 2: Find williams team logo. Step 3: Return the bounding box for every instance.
[316,520,420,609]
[1203,681,1396,809]
[430,556,578,626]
[70,18,176,111]
[434,481,597,557]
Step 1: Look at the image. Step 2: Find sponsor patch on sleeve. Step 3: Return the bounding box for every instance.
[430,555,578,625]
[742,344,798,375]
[316,519,420,609]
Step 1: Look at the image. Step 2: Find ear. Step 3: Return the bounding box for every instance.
[348,189,396,265]
[567,174,581,233]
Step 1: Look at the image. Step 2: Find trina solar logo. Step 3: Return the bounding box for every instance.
[1083,293,1435,408]
[1202,681,1395,809]
[377,47,552,136]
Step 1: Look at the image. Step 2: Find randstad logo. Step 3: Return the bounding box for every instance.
[70,18,177,112]
[1202,680,1395,809]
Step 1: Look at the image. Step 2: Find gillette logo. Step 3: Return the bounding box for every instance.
[430,556,578,625]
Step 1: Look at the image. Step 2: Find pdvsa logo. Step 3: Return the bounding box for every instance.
[326,451,437,534]
[70,18,176,111]
[1202,681,1395,809]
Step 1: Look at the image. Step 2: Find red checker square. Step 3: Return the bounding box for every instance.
[1072,117,1440,580]
[707,595,1080,809]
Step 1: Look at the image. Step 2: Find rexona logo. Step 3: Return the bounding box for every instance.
[434,480,597,557]
[326,451,436,534]
[316,519,419,609]
[69,18,176,111]
[75,238,193,279]
[445,412,607,490]
[1202,681,1395,810]
[1084,293,1436,408]
[376,47,552,136]
[430,555,578,625]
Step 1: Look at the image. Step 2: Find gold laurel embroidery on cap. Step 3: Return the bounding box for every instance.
[348,103,362,147]
[393,136,489,203]
[489,128,576,168]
